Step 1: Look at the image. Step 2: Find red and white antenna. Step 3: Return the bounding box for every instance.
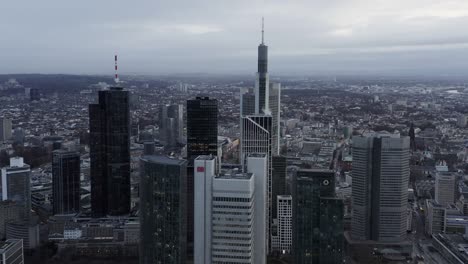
[114,54,120,84]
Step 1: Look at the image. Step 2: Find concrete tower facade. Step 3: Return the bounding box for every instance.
[351,135,410,242]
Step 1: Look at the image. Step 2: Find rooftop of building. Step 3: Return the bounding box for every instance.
[248,153,267,158]
[216,171,253,180]
[140,155,186,165]
[195,155,216,161]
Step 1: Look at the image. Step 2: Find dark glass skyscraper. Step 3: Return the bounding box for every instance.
[186,97,218,160]
[186,96,218,261]
[292,169,343,264]
[272,155,287,220]
[140,155,187,264]
[319,197,344,264]
[52,150,81,215]
[89,87,130,217]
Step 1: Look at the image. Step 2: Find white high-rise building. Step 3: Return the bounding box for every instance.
[435,172,455,206]
[1,157,31,215]
[457,114,467,128]
[0,118,12,142]
[194,154,267,264]
[277,195,292,253]
[351,135,410,242]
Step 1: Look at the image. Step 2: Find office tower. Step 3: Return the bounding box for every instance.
[240,88,255,116]
[457,114,467,128]
[246,153,268,263]
[186,97,218,160]
[0,201,23,240]
[241,116,272,249]
[89,87,130,217]
[5,219,39,250]
[159,104,183,148]
[29,88,40,101]
[52,150,81,215]
[319,197,344,264]
[0,239,24,264]
[1,157,31,216]
[292,169,341,264]
[0,118,12,142]
[277,195,292,253]
[409,123,416,151]
[351,135,410,242]
[269,83,281,155]
[272,155,287,219]
[143,141,155,155]
[186,97,218,260]
[139,155,187,264]
[240,22,281,156]
[194,154,267,264]
[435,172,455,206]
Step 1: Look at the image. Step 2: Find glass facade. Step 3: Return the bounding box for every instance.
[89,87,130,217]
[186,97,218,160]
[293,169,343,264]
[319,197,344,264]
[52,150,80,215]
[272,155,287,220]
[139,155,187,264]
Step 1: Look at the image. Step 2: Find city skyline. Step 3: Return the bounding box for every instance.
[2,1,468,75]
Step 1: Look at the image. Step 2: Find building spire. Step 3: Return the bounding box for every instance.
[261,17,265,44]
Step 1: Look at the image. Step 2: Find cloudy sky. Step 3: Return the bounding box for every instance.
[2,0,468,76]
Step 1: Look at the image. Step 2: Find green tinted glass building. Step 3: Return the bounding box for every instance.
[292,169,343,264]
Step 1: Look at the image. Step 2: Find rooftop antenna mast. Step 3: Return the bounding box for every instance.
[261,17,265,44]
[114,54,120,84]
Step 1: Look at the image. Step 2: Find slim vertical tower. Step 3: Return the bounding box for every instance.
[0,118,12,142]
[52,150,81,215]
[159,104,184,147]
[89,56,130,217]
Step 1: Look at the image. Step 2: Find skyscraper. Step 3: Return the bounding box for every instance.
[240,20,281,155]
[277,195,292,253]
[89,87,130,217]
[194,154,267,264]
[241,115,272,249]
[139,155,187,264]
[29,88,40,101]
[52,150,81,215]
[186,96,218,261]
[186,97,218,160]
[159,104,183,148]
[292,169,342,264]
[435,172,455,206]
[319,197,344,264]
[1,157,31,216]
[272,155,287,220]
[0,118,12,142]
[351,135,410,242]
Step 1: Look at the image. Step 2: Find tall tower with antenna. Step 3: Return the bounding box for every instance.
[89,55,131,217]
[256,17,269,114]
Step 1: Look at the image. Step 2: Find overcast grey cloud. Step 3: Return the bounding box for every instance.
[1,0,468,75]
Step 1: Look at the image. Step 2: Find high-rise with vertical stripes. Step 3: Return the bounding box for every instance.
[351,135,410,242]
